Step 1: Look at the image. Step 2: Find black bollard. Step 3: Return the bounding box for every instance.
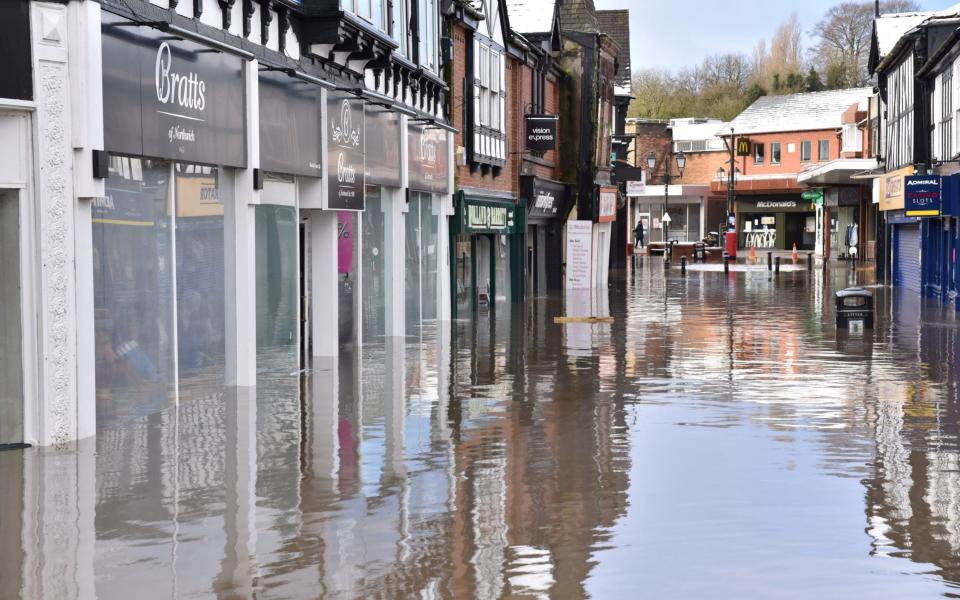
[767,252,772,271]
[681,256,687,275]
[724,256,730,274]
[775,256,781,274]
[807,253,813,271]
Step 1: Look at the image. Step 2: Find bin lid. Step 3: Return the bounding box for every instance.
[835,287,872,298]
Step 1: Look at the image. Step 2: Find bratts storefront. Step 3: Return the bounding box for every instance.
[450,194,524,316]
[522,176,570,296]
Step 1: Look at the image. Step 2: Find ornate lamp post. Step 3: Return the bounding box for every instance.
[646,150,686,248]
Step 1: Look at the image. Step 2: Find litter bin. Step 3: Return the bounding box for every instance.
[836,288,874,330]
[724,231,737,258]
[693,242,706,262]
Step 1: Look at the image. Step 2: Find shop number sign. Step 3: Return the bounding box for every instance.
[904,175,943,217]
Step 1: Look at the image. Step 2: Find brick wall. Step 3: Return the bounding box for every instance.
[450,23,517,195]
[681,151,728,187]
[729,129,843,177]
[629,121,671,183]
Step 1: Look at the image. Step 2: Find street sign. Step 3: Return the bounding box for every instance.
[736,138,752,157]
[661,212,672,224]
[801,189,824,203]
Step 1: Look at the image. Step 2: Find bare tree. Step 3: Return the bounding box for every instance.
[811,0,920,87]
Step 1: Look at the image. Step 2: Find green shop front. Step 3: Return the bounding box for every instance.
[737,195,817,251]
[450,192,525,317]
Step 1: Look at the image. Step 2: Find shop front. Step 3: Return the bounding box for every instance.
[522,176,569,297]
[450,193,523,317]
[97,14,247,427]
[737,195,817,251]
[879,165,917,288]
[629,185,709,244]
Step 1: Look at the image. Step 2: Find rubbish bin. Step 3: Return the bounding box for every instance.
[693,242,706,262]
[835,288,874,330]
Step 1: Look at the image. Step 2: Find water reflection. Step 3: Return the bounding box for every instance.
[12,261,960,596]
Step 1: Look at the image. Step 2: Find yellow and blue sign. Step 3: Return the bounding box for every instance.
[905,175,943,217]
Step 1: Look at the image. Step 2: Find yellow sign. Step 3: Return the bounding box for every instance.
[736,138,752,157]
[879,165,915,211]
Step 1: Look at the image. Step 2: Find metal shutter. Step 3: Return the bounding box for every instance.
[894,223,922,293]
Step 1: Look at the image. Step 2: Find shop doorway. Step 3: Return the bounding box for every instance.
[0,190,24,448]
[785,213,816,251]
[299,221,310,370]
[338,212,360,349]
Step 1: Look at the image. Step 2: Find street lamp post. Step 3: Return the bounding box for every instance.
[647,150,686,253]
[716,165,740,243]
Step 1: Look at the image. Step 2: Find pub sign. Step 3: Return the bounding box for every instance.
[327,93,365,211]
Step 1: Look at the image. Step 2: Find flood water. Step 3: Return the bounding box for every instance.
[6,259,960,598]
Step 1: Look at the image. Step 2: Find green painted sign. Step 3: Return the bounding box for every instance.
[801,189,824,203]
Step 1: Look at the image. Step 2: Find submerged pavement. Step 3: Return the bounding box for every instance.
[5,259,960,598]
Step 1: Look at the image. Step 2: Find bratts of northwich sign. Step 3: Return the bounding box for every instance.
[327,93,366,211]
[101,14,246,167]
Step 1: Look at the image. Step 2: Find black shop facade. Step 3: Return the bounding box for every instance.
[521,176,570,296]
[737,195,817,251]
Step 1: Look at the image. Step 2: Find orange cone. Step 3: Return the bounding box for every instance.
[792,243,799,264]
[748,245,756,262]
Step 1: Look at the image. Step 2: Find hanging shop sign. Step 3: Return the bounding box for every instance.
[526,177,567,220]
[736,138,752,157]
[408,124,450,194]
[598,187,618,223]
[101,13,246,167]
[626,178,646,197]
[800,189,823,203]
[566,220,594,290]
[365,109,402,187]
[259,70,323,177]
[904,175,943,217]
[326,92,365,211]
[525,115,558,151]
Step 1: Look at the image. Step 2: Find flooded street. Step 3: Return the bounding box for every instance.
[6,260,960,598]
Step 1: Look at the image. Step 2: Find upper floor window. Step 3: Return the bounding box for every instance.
[818,140,830,161]
[391,0,408,56]
[342,0,386,31]
[476,41,503,131]
[418,0,438,72]
[770,143,781,164]
[800,141,812,162]
[754,142,764,164]
[842,124,862,153]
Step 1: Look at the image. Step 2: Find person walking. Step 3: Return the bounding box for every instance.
[634,218,645,251]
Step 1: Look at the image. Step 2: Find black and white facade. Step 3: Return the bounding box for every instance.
[0,0,454,448]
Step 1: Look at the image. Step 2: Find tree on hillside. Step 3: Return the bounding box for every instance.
[811,0,920,88]
[752,14,808,95]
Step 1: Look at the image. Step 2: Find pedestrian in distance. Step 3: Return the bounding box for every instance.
[634,219,645,250]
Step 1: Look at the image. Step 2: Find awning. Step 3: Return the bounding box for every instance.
[797,158,878,186]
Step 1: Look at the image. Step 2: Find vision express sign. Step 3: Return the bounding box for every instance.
[525,115,557,151]
[101,14,246,167]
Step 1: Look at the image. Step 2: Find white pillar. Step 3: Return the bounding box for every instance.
[32,2,78,447]
[224,60,259,387]
[384,186,406,338]
[311,209,339,362]
[434,192,454,323]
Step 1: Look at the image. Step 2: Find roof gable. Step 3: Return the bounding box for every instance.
[724,88,872,136]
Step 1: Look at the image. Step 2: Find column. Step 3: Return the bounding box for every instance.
[311,209,339,363]
[384,186,406,338]
[224,59,259,387]
[32,2,78,447]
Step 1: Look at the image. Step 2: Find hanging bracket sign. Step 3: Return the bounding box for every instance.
[525,114,558,151]
[736,138,752,157]
[327,93,366,211]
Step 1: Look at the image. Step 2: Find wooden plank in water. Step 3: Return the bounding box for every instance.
[553,316,615,325]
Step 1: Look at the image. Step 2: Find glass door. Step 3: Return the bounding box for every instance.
[0,190,24,447]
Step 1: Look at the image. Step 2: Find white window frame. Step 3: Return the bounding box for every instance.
[800,140,812,162]
[770,142,781,164]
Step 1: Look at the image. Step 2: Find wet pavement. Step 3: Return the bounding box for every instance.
[6,259,960,598]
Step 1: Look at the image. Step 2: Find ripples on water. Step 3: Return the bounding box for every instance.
[6,261,960,598]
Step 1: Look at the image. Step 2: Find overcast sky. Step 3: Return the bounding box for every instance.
[593,0,960,73]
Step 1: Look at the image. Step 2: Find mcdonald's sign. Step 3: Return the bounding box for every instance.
[736,138,752,157]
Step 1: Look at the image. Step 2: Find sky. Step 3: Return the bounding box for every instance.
[593,0,960,73]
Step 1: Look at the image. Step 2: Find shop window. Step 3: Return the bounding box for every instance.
[362,187,387,339]
[770,143,781,164]
[256,176,297,363]
[754,143,764,164]
[800,141,812,162]
[818,140,830,161]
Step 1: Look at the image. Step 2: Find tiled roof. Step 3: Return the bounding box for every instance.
[505,0,556,35]
[559,0,598,34]
[596,10,630,87]
[724,88,872,136]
